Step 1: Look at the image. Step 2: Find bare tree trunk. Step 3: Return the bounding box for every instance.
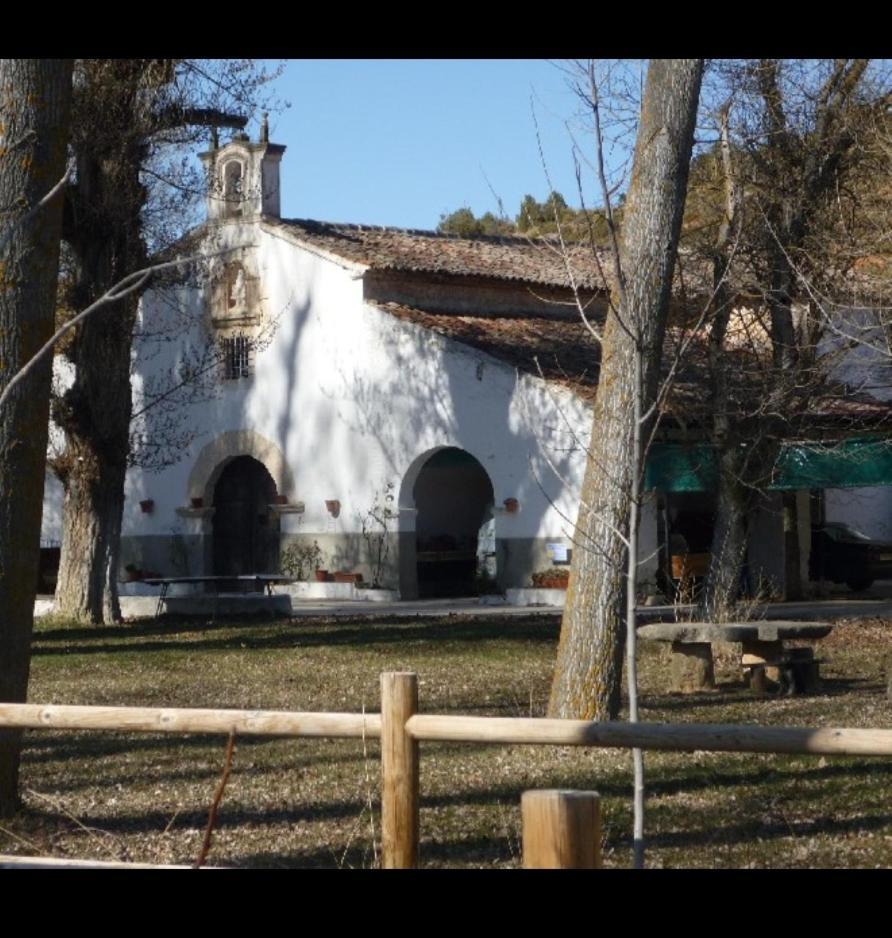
[700,105,750,619]
[549,59,703,721]
[52,64,147,623]
[54,426,130,623]
[0,58,72,815]
[53,309,137,624]
[701,451,750,618]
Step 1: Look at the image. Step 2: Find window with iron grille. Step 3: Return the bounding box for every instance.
[221,334,252,379]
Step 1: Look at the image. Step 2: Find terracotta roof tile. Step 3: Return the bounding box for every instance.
[373,302,601,398]
[269,218,611,291]
[372,302,892,430]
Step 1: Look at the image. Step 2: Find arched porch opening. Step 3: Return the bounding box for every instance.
[399,446,495,599]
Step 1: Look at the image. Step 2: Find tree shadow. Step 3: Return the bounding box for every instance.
[31,615,561,658]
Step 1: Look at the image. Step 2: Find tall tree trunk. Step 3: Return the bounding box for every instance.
[53,63,147,623]
[0,58,72,815]
[53,270,141,625]
[549,59,703,721]
[701,451,750,618]
[700,106,751,619]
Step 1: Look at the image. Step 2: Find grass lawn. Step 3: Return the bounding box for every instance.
[2,612,892,868]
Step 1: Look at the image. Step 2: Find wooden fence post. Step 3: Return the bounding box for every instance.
[380,671,419,869]
[521,789,602,869]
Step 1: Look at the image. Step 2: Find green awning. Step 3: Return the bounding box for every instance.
[645,438,892,493]
[644,444,717,492]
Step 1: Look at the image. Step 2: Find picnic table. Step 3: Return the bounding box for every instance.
[637,620,834,695]
[142,574,294,618]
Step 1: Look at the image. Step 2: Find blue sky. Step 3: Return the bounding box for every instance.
[256,60,623,231]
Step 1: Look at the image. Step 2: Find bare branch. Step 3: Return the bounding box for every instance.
[0,246,242,413]
[0,163,71,255]
[194,731,236,869]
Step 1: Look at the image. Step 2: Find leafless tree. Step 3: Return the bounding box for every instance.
[50,60,277,624]
[691,59,892,613]
[548,59,703,720]
[537,59,703,868]
[0,59,72,816]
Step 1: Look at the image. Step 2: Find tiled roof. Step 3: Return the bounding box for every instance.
[372,302,892,430]
[268,218,611,291]
[374,302,601,398]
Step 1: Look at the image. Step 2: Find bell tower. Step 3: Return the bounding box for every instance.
[200,114,286,222]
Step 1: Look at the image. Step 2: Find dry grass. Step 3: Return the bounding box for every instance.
[2,611,892,868]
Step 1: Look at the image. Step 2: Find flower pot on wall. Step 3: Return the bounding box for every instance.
[139,499,154,514]
[315,569,330,582]
[325,499,341,518]
[273,494,289,505]
[333,572,362,585]
[190,497,203,509]
[531,569,570,589]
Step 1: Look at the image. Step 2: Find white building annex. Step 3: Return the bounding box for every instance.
[38,126,892,603]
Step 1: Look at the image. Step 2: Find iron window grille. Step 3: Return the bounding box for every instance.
[222,334,252,380]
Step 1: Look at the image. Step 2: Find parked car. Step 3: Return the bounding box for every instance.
[809,522,892,591]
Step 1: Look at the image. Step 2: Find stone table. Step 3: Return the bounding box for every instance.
[637,621,834,694]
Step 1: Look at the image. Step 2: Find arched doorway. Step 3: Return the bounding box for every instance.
[212,456,279,576]
[412,447,495,598]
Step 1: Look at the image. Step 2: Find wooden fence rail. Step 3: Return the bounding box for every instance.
[405,714,892,755]
[3,670,892,868]
[0,704,381,738]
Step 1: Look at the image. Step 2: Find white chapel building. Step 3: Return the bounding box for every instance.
[42,127,618,599]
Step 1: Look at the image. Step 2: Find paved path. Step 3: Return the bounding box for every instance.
[34,582,892,622]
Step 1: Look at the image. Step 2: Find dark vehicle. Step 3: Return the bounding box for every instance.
[809,522,892,591]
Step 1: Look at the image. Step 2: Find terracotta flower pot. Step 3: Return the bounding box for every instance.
[190,497,203,509]
[139,499,154,514]
[532,570,569,589]
[315,569,330,582]
[333,572,362,585]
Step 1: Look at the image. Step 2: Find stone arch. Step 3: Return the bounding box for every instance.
[398,444,453,514]
[212,455,279,576]
[188,430,294,505]
[398,445,496,599]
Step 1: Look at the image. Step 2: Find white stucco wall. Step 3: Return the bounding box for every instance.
[39,216,599,588]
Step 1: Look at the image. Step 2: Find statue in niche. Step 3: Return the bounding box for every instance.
[228,265,246,310]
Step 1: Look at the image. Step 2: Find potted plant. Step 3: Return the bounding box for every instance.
[190,496,203,509]
[531,568,570,589]
[139,499,154,514]
[314,569,330,582]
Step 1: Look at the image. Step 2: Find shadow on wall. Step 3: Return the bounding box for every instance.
[326,309,591,595]
[135,269,312,579]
